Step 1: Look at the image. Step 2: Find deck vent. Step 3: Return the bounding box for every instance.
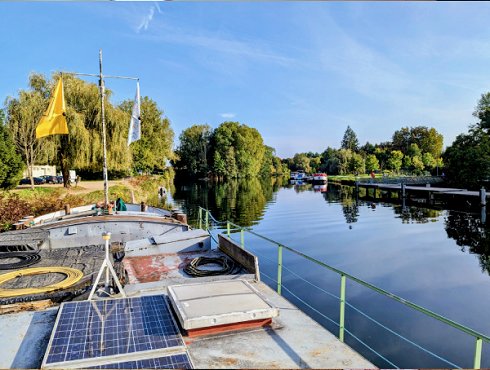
[167,280,279,337]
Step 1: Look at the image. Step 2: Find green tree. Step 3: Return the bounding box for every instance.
[360,141,375,155]
[272,157,282,175]
[403,155,413,171]
[473,92,490,130]
[213,151,226,177]
[422,152,436,170]
[121,97,174,174]
[259,146,275,177]
[174,124,211,177]
[337,149,353,175]
[392,126,443,158]
[211,121,265,178]
[374,147,390,170]
[387,150,404,173]
[412,156,425,174]
[309,157,321,173]
[5,78,49,188]
[407,143,422,158]
[349,152,365,174]
[291,153,311,172]
[341,125,359,152]
[444,128,490,188]
[6,73,148,186]
[224,146,238,178]
[365,154,380,173]
[0,111,24,189]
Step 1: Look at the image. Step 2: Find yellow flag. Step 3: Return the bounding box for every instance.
[36,78,68,139]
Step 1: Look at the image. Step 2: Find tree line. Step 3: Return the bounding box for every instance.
[0,73,173,188]
[284,125,444,176]
[2,71,490,190]
[172,122,288,179]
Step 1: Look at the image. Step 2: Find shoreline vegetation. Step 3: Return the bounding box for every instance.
[0,174,173,231]
[2,72,490,210]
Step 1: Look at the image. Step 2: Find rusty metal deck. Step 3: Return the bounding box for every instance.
[123,249,251,286]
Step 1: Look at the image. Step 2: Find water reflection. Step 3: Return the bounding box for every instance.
[173,176,287,227]
[445,211,490,275]
[393,205,441,224]
[172,179,490,276]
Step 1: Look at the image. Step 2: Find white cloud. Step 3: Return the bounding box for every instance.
[220,113,236,119]
[136,3,162,33]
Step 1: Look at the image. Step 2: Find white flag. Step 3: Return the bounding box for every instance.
[128,81,141,146]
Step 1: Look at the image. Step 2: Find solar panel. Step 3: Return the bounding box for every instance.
[44,295,185,367]
[88,352,193,369]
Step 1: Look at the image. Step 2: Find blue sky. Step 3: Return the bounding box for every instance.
[1,2,490,157]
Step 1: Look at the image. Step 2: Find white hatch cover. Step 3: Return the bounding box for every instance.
[167,280,279,330]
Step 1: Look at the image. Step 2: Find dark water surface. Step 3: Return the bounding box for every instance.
[172,178,490,368]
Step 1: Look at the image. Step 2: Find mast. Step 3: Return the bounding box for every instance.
[62,52,138,207]
[99,49,109,206]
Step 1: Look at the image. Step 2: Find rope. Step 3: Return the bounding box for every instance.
[0,267,83,297]
[183,256,240,277]
[0,252,41,270]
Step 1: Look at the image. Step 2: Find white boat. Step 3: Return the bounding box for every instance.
[291,171,306,181]
[313,173,328,182]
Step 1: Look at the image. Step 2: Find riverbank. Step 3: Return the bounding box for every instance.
[0,175,173,231]
[328,174,444,185]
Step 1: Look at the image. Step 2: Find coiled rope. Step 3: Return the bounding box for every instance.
[0,253,41,270]
[183,256,240,277]
[0,267,84,298]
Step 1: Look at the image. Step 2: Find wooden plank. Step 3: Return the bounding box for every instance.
[218,234,260,281]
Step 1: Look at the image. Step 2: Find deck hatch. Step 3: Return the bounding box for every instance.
[168,280,279,332]
[42,295,191,369]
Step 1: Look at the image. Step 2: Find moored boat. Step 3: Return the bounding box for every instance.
[313,172,328,182]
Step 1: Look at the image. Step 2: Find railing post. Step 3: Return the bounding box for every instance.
[277,245,283,295]
[339,274,346,342]
[474,337,482,369]
[205,210,209,231]
[240,228,244,249]
[227,221,231,237]
[198,208,202,230]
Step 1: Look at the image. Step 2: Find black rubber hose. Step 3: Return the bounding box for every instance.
[183,256,240,277]
[0,252,41,270]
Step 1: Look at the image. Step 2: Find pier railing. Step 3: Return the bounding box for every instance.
[197,207,490,369]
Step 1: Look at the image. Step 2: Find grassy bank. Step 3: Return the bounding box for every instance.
[0,175,173,231]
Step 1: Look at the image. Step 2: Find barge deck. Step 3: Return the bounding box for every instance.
[0,204,375,369]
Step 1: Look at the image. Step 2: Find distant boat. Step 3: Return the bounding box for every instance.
[313,173,328,182]
[290,171,306,181]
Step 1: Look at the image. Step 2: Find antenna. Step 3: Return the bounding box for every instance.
[61,50,139,207]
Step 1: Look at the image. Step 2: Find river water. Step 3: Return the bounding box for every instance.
[171,177,490,368]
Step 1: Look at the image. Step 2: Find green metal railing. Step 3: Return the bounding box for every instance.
[197,207,490,368]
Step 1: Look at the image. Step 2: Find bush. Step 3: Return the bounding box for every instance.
[0,192,32,231]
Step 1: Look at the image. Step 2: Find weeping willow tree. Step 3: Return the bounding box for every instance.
[5,76,56,188]
[5,73,172,186]
[55,74,132,181]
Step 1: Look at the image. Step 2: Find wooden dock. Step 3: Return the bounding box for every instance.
[354,182,488,206]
